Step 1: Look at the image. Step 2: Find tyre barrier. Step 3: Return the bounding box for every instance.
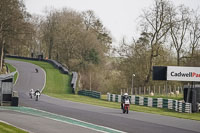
[107,93,192,113]
[6,55,77,94]
[78,90,101,99]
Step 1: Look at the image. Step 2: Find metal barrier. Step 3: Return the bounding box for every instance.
[6,55,69,74]
[71,72,78,94]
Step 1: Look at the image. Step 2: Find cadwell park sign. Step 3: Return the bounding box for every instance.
[153,66,200,113]
[167,66,200,82]
[153,66,200,82]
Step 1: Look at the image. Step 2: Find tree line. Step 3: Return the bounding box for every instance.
[116,0,200,93]
[1,0,200,94]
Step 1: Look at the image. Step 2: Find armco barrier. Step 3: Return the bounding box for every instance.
[6,55,69,74]
[107,93,192,113]
[71,72,78,94]
[78,90,101,99]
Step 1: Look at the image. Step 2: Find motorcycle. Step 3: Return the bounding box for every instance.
[35,92,40,101]
[122,98,130,114]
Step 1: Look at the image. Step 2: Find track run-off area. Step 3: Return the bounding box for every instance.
[1,59,200,133]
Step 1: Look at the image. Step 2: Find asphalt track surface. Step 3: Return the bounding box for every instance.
[3,59,200,133]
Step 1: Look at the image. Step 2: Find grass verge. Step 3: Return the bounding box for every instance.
[6,63,18,83]
[6,58,200,121]
[0,122,28,133]
[49,93,200,121]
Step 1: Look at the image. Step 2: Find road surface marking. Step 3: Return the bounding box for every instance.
[0,106,126,133]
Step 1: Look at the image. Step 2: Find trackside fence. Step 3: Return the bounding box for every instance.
[107,93,192,113]
[78,90,101,99]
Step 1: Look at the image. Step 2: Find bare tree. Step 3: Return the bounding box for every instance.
[189,9,200,58]
[82,10,112,53]
[169,5,190,66]
[141,0,172,83]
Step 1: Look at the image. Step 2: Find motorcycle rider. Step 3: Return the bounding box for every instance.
[121,93,130,109]
[29,89,34,98]
[34,89,41,101]
[34,89,40,96]
[35,68,38,73]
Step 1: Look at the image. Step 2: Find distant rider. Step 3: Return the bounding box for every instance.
[35,68,38,73]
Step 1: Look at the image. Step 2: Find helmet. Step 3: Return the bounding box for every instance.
[124,93,128,96]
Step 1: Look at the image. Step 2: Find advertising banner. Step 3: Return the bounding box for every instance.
[167,66,200,81]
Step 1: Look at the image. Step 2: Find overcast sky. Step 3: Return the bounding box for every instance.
[24,0,200,46]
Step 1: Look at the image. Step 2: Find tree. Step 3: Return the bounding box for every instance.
[189,9,200,59]
[42,10,59,59]
[140,0,172,83]
[0,0,31,72]
[82,10,112,53]
[39,8,111,91]
[169,5,190,66]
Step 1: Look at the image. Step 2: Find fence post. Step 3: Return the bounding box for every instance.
[148,86,150,95]
[180,86,183,94]
[159,86,161,95]
[163,84,165,95]
[174,85,176,94]
[131,88,133,95]
[135,87,137,95]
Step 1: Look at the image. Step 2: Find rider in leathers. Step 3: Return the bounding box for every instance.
[121,93,130,109]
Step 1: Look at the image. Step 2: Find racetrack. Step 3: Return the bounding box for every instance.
[2,59,200,133]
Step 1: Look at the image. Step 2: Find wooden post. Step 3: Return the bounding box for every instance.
[159,86,160,95]
[135,87,137,95]
[144,86,146,95]
[181,86,183,94]
[174,85,176,94]
[139,87,141,95]
[131,88,133,95]
[163,84,165,95]
[148,86,150,95]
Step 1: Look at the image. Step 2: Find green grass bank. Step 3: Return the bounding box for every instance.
[0,122,28,133]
